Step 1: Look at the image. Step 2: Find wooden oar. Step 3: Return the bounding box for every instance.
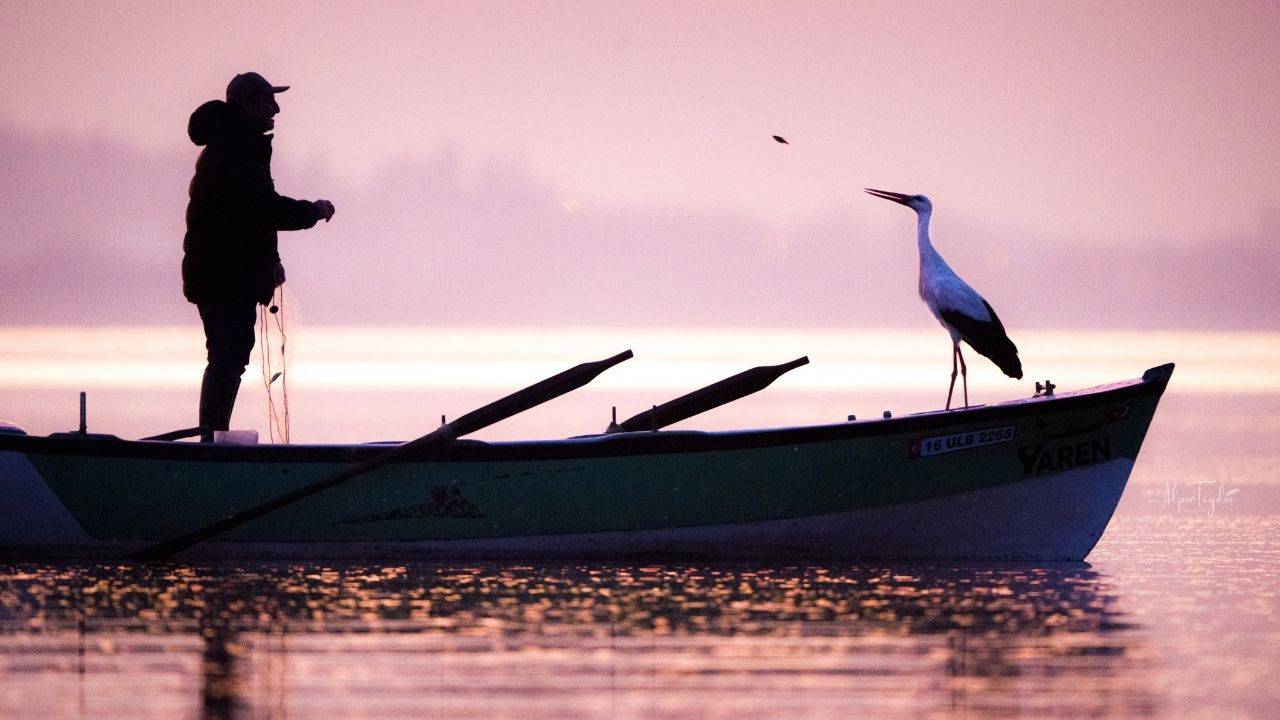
[133,349,633,561]
[610,356,808,433]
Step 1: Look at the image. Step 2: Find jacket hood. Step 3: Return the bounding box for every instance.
[188,100,259,146]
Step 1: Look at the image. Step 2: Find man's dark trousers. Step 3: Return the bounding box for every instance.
[197,299,257,431]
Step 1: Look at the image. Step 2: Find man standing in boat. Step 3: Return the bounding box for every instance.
[182,72,336,433]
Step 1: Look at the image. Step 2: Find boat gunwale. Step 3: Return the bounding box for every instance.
[0,366,1173,464]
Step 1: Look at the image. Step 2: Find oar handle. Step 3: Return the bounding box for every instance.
[140,426,208,442]
[133,349,633,561]
[616,356,808,433]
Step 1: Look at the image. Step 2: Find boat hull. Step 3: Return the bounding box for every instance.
[0,365,1173,560]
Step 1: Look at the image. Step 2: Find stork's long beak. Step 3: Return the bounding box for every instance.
[864,188,913,206]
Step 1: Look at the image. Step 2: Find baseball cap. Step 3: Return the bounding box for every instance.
[226,72,289,105]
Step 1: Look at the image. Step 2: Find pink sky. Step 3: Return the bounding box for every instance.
[1,1,1278,328]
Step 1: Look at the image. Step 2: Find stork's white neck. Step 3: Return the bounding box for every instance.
[916,209,935,256]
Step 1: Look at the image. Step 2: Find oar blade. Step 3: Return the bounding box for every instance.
[617,356,808,432]
[448,350,633,438]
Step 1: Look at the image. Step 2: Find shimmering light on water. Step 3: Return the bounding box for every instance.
[1,516,1277,719]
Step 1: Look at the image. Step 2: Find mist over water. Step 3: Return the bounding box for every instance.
[3,125,1279,332]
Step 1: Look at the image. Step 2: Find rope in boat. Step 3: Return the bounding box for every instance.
[258,287,291,443]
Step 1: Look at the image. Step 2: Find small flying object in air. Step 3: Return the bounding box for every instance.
[864,189,1023,409]
[772,135,788,144]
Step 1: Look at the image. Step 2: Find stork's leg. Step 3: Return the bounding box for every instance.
[946,343,959,410]
[958,345,969,408]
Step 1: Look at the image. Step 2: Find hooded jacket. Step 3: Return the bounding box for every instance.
[182,100,321,304]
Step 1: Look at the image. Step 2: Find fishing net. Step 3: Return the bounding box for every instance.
[258,286,296,443]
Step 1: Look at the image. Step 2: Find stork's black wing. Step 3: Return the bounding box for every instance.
[941,300,1023,379]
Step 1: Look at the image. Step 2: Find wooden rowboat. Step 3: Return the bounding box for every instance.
[0,362,1173,561]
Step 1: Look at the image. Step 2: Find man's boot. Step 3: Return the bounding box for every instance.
[198,367,242,434]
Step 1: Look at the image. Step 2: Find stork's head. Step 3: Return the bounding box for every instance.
[865,188,932,214]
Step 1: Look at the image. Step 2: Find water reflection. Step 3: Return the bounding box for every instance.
[0,562,1149,719]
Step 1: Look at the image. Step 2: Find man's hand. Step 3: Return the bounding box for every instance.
[273,261,286,287]
[313,199,336,222]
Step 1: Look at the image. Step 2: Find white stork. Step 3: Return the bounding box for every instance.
[865,188,1022,409]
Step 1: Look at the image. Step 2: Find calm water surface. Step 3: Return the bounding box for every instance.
[1,350,1277,718]
[1,517,1277,719]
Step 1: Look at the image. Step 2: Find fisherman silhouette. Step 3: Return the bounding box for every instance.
[183,72,335,434]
